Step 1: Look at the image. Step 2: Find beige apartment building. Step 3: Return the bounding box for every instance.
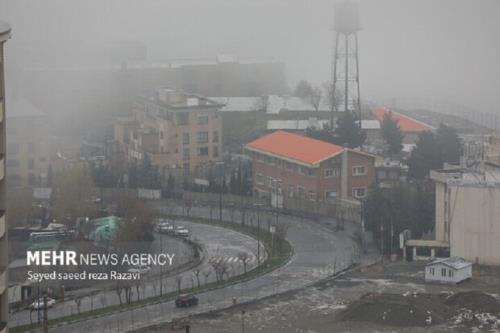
[113,89,223,181]
[406,162,500,266]
[0,21,10,332]
[6,98,50,187]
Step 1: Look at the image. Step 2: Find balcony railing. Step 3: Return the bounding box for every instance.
[0,213,4,239]
[0,156,3,181]
[0,267,5,295]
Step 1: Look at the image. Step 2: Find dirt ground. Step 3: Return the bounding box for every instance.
[139,261,500,333]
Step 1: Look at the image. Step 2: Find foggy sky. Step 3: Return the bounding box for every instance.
[1,0,499,113]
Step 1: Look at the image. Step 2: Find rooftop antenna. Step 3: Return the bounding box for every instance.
[330,1,361,130]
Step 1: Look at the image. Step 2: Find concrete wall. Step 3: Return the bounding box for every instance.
[448,185,500,266]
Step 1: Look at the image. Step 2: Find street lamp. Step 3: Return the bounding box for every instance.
[215,161,225,222]
[253,203,264,266]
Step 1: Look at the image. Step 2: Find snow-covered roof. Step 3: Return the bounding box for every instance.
[267,119,329,130]
[266,95,332,114]
[209,97,264,112]
[427,257,472,270]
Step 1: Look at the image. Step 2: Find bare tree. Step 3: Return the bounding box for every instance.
[175,275,183,294]
[74,296,83,314]
[115,282,124,305]
[237,252,251,274]
[193,268,202,288]
[202,269,212,285]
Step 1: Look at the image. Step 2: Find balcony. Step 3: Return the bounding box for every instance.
[0,267,5,295]
[0,156,3,181]
[0,213,4,239]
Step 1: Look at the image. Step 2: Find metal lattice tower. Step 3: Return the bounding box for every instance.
[330,1,361,129]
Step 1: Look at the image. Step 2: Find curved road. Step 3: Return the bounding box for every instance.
[37,206,362,333]
[10,221,260,328]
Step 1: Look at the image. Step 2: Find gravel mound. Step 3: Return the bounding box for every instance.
[337,293,451,327]
[445,291,500,313]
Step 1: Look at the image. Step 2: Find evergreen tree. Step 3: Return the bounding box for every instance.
[436,124,462,164]
[380,112,404,156]
[333,111,366,148]
[408,131,443,180]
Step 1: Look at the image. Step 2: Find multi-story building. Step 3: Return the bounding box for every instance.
[406,162,500,266]
[0,20,10,333]
[113,89,223,181]
[244,131,375,206]
[6,98,50,187]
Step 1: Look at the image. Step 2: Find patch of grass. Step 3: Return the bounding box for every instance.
[11,215,292,333]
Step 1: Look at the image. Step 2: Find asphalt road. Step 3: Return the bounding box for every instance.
[38,206,362,333]
[10,221,260,328]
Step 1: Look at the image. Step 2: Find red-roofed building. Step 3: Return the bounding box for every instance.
[245,131,375,205]
[372,107,433,144]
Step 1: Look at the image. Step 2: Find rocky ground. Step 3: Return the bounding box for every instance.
[139,261,500,333]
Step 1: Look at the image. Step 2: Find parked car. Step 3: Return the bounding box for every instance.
[31,297,56,310]
[175,294,198,308]
[127,266,151,274]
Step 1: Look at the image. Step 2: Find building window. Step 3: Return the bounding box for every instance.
[197,114,209,125]
[325,190,338,200]
[288,185,295,197]
[8,143,19,154]
[197,147,209,156]
[213,131,219,143]
[429,267,435,276]
[213,146,219,158]
[176,112,189,126]
[28,142,36,154]
[297,186,305,198]
[197,131,209,143]
[352,165,367,176]
[325,168,339,178]
[308,191,316,201]
[6,159,20,167]
[352,187,366,199]
[256,173,265,185]
[183,148,190,160]
[182,133,190,145]
[448,270,454,278]
[441,268,446,277]
[28,173,36,185]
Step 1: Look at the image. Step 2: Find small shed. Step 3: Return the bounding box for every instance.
[425,257,472,284]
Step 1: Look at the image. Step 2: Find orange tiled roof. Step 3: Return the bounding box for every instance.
[372,107,433,132]
[245,130,343,165]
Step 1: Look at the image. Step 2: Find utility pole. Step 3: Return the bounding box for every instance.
[42,294,48,333]
[241,310,246,333]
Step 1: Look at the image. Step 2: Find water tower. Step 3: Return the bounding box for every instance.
[330,1,361,128]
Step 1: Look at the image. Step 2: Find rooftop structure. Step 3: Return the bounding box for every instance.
[209,97,265,112]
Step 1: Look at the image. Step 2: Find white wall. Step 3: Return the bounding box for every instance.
[425,263,471,284]
[449,186,500,266]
